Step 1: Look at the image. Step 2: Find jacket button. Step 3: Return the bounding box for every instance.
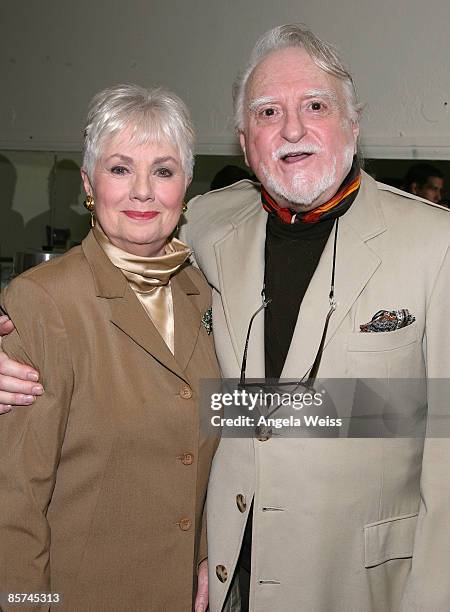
[181,453,194,465]
[216,564,228,583]
[180,384,193,399]
[255,425,272,441]
[178,518,192,531]
[236,494,247,513]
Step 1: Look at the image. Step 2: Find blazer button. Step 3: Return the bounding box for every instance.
[180,384,193,399]
[255,425,272,441]
[182,453,194,465]
[236,494,247,513]
[216,564,228,583]
[178,518,192,531]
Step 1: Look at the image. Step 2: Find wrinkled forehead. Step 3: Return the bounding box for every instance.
[246,47,345,107]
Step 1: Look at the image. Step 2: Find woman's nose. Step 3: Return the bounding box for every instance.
[131,173,155,201]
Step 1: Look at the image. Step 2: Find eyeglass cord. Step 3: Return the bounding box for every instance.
[239,218,339,392]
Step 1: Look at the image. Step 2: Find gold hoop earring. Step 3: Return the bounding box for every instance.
[182,202,188,213]
[84,195,96,227]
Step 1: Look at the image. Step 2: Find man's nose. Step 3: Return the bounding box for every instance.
[131,172,155,201]
[280,109,306,142]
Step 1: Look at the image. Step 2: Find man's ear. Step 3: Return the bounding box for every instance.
[410,182,418,195]
[239,132,250,167]
[81,168,93,197]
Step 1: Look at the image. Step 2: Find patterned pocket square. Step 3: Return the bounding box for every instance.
[201,308,213,335]
[360,309,415,333]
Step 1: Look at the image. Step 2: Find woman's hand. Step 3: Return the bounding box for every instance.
[194,559,209,612]
[0,315,43,414]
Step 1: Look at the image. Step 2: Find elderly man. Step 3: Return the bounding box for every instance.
[1,24,450,612]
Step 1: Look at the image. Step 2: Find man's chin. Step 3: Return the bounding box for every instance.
[261,164,331,208]
[267,182,326,211]
[264,169,338,211]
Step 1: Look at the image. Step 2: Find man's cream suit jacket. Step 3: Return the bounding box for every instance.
[183,171,450,612]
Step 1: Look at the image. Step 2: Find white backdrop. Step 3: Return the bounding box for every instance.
[2,0,450,158]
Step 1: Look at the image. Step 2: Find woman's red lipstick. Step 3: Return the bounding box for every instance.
[123,211,160,220]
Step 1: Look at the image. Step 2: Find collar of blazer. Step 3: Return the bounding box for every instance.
[81,231,202,379]
[213,171,388,379]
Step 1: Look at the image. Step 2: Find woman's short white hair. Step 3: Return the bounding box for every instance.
[233,24,363,131]
[83,84,195,180]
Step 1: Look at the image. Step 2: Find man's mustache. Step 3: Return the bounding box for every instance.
[272,143,322,160]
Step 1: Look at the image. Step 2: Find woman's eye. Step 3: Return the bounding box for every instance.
[156,167,173,177]
[111,165,128,175]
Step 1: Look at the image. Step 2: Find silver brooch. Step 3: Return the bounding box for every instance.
[201,308,213,335]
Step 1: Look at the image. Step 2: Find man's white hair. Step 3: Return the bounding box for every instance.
[233,24,364,131]
[83,84,195,180]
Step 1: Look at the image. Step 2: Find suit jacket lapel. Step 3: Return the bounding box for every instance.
[82,231,187,380]
[215,204,267,378]
[109,288,185,378]
[172,268,202,372]
[282,172,387,379]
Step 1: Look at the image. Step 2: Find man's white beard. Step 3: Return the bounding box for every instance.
[261,145,354,210]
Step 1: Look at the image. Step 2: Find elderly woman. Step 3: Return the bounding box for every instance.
[0,85,219,611]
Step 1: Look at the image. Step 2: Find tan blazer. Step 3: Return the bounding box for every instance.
[0,230,220,611]
[183,172,450,611]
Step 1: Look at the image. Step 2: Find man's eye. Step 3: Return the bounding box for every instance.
[156,167,173,177]
[111,166,128,175]
[261,107,277,117]
[311,102,323,111]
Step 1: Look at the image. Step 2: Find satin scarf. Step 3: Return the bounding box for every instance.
[94,226,191,353]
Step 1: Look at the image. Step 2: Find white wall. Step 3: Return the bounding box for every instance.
[2,0,450,158]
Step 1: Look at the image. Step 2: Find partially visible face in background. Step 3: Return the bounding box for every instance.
[411,176,444,204]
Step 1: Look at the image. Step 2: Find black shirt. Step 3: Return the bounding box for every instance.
[264,213,336,379]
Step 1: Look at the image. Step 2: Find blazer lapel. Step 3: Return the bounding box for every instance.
[172,268,202,372]
[109,289,185,378]
[82,231,186,380]
[215,205,267,378]
[282,172,387,379]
